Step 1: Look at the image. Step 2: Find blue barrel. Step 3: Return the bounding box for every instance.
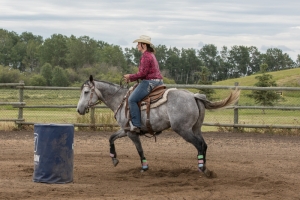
[33,124,74,183]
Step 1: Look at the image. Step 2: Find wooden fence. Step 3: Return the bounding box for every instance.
[1,82,300,130]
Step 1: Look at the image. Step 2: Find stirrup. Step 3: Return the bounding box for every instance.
[129,121,140,133]
[124,121,140,133]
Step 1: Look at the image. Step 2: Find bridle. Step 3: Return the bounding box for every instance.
[82,81,102,113]
[82,79,127,114]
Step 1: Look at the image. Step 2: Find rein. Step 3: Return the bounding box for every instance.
[84,79,125,114]
[84,78,159,141]
[113,78,132,119]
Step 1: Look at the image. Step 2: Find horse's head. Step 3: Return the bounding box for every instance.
[77,75,102,115]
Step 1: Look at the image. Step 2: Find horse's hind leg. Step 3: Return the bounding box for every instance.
[109,129,127,167]
[172,126,212,177]
[193,100,215,178]
[195,136,211,177]
[127,132,149,172]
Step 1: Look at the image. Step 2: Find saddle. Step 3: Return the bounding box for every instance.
[126,84,167,136]
[139,85,167,106]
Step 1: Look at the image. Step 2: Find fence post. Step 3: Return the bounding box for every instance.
[233,82,239,132]
[18,80,24,129]
[90,107,95,131]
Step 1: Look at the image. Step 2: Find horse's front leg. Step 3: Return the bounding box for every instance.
[109,129,127,167]
[127,132,149,172]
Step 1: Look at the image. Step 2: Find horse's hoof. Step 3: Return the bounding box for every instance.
[112,158,119,167]
[210,171,217,178]
[199,167,217,178]
[140,167,148,173]
[202,168,217,178]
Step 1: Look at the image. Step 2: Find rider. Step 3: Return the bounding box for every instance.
[123,35,163,133]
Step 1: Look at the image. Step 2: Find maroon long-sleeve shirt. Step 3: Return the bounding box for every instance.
[129,51,163,82]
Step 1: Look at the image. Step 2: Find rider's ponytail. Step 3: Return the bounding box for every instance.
[142,43,156,54]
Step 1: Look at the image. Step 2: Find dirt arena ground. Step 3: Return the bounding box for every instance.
[0,130,299,200]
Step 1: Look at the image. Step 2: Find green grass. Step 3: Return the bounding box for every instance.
[1,68,300,132]
[1,106,299,132]
[214,68,300,88]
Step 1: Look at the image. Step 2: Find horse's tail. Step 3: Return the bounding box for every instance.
[194,89,240,110]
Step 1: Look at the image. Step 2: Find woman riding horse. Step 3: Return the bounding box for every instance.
[123,35,163,133]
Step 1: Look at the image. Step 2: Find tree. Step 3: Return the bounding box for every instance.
[123,47,134,67]
[66,35,99,69]
[216,46,232,81]
[39,34,68,68]
[195,66,215,100]
[227,45,250,78]
[19,31,43,44]
[19,32,43,72]
[247,46,262,75]
[262,48,295,71]
[23,39,42,72]
[155,44,168,70]
[51,66,69,86]
[10,40,26,70]
[296,54,300,67]
[0,30,43,72]
[180,48,202,84]
[0,29,19,67]
[198,44,219,81]
[248,63,280,113]
[40,63,53,86]
[126,47,141,66]
[99,45,127,72]
[165,47,181,80]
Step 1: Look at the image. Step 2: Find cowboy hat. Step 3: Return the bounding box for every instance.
[133,35,153,45]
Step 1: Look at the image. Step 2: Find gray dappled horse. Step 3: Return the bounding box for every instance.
[76,75,240,177]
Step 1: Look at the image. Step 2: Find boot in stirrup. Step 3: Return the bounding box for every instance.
[129,121,140,133]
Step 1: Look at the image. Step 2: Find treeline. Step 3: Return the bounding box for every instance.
[0,28,299,86]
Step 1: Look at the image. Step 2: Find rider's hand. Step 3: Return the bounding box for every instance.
[123,74,130,83]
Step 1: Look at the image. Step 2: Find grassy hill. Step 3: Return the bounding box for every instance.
[213,68,300,87]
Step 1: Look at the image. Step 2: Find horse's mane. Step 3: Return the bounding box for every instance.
[80,79,119,90]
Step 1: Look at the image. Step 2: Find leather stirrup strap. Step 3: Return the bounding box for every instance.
[145,98,155,136]
[125,94,129,118]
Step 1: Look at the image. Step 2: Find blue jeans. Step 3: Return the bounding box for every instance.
[128,80,163,127]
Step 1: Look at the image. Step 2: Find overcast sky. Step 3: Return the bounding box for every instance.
[1,0,300,60]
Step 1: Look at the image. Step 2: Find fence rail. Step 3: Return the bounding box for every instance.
[1,82,300,130]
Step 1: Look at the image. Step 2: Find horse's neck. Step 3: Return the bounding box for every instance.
[96,81,127,111]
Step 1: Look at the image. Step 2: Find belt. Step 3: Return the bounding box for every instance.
[149,79,162,81]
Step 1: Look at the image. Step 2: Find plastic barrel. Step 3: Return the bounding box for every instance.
[33,124,74,183]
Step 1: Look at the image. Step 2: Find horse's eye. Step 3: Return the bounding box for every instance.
[84,90,89,94]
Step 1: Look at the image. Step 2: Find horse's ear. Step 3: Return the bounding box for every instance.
[89,75,93,82]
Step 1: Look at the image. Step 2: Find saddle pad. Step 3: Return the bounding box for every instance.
[140,88,177,111]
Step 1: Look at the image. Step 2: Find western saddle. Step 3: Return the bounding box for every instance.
[124,84,167,136]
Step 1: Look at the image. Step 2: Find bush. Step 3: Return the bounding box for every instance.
[29,74,47,86]
[0,66,21,83]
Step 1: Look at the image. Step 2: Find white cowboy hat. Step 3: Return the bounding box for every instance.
[133,35,153,45]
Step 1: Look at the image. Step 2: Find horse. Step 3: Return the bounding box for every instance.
[76,75,240,178]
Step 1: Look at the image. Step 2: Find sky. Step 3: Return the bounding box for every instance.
[1,0,300,61]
